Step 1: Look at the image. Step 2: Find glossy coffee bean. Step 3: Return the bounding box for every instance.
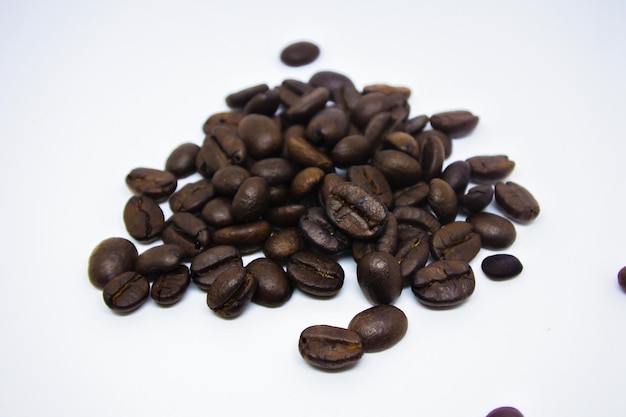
[299,206,351,255]
[481,254,523,280]
[494,181,540,222]
[150,265,191,306]
[190,245,242,291]
[225,83,269,108]
[430,221,481,262]
[428,178,459,224]
[165,142,200,179]
[265,204,308,228]
[325,182,389,239]
[263,227,308,260]
[421,134,445,181]
[305,106,350,147]
[290,167,325,200]
[371,149,422,189]
[330,134,372,168]
[161,212,211,259]
[461,184,494,212]
[466,155,515,183]
[393,206,441,235]
[441,160,471,195]
[412,259,475,307]
[123,196,164,242]
[429,110,479,138]
[392,182,430,208]
[88,237,138,289]
[287,251,344,297]
[246,258,293,307]
[249,157,299,186]
[348,304,408,353]
[102,271,150,313]
[318,172,345,208]
[206,265,257,319]
[485,406,524,417]
[415,129,452,159]
[135,244,185,278]
[126,167,178,202]
[212,220,272,253]
[395,234,430,284]
[352,212,398,261]
[280,41,320,66]
[383,131,420,161]
[357,251,403,305]
[169,178,215,213]
[231,177,270,222]
[346,165,393,209]
[211,165,250,197]
[351,92,391,128]
[298,325,363,370]
[237,114,283,159]
[285,135,334,172]
[202,111,244,135]
[201,196,235,227]
[466,211,516,249]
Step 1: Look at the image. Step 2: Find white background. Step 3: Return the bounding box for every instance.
[1,1,625,416]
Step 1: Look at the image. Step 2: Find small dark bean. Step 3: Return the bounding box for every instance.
[280,41,320,67]
[265,204,308,228]
[263,227,308,260]
[125,167,177,202]
[225,83,269,109]
[485,406,524,417]
[150,265,191,306]
[428,178,459,224]
[201,196,234,227]
[123,196,165,242]
[237,113,283,159]
[481,254,523,280]
[231,177,270,222]
[299,206,351,255]
[466,155,515,183]
[466,211,516,249]
[211,165,250,197]
[165,143,200,178]
[247,258,293,307]
[135,244,185,278]
[494,181,540,222]
[88,237,138,289]
[102,271,150,313]
[430,221,481,262]
[429,110,479,138]
[169,178,215,213]
[206,265,257,319]
[441,160,471,195]
[212,220,272,254]
[298,325,363,370]
[412,259,475,307]
[371,149,422,189]
[161,212,211,259]
[461,184,494,212]
[190,245,242,291]
[287,251,344,297]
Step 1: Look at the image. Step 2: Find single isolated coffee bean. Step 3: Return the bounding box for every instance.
[150,265,191,306]
[356,251,403,305]
[485,406,524,417]
[429,110,479,138]
[494,181,540,222]
[287,251,344,297]
[618,266,626,292]
[348,304,408,353]
[280,41,320,67]
[102,271,150,314]
[88,237,138,289]
[481,254,523,280]
[206,265,257,319]
[165,142,200,178]
[412,259,475,307]
[246,258,293,307]
[298,325,363,370]
[125,167,178,202]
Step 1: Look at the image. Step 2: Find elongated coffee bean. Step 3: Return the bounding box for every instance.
[412,259,475,307]
[126,167,178,202]
[151,265,190,306]
[356,252,403,305]
[348,304,408,353]
[298,325,363,370]
[102,271,150,313]
[430,221,481,262]
[494,181,540,222]
[430,110,479,138]
[206,265,257,318]
[287,251,344,297]
[481,254,523,279]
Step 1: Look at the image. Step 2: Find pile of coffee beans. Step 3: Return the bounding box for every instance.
[88,39,540,385]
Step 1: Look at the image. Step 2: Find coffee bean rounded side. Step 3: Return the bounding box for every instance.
[618,266,626,292]
[485,406,524,417]
[481,254,523,279]
[280,41,320,67]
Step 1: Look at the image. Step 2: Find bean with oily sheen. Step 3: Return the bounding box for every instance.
[247,258,293,307]
[461,184,494,212]
[206,265,257,318]
[430,221,481,262]
[392,182,430,207]
[161,212,211,259]
[371,149,422,189]
[280,41,320,66]
[383,131,420,160]
[330,134,372,168]
[201,196,234,227]
[285,135,334,172]
[393,206,441,235]
[441,160,471,195]
[346,165,393,209]
[211,165,250,197]
[249,157,299,186]
[135,244,185,278]
[395,233,430,284]
[466,211,516,249]
[481,254,523,280]
[356,251,403,305]
[318,172,345,208]
[263,227,308,260]
[299,206,351,255]
[169,178,215,213]
[290,167,325,201]
[348,304,408,353]
[305,106,350,147]
[298,325,363,370]
[102,271,150,313]
[212,220,272,254]
[123,195,165,242]
[415,129,453,158]
[430,110,479,138]
[352,212,398,261]
[88,237,138,289]
[190,245,242,291]
[126,167,178,202]
[494,181,540,222]
[150,265,190,306]
[428,178,459,224]
[412,259,475,307]
[421,134,446,181]
[237,113,283,159]
[165,142,200,178]
[466,155,515,183]
[287,251,344,297]
[231,177,270,222]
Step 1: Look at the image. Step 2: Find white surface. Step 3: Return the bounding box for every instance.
[1,1,625,416]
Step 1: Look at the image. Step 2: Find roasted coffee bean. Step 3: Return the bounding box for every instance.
[441,160,471,195]
[285,135,334,172]
[212,220,272,253]
[150,265,191,306]
[363,83,411,98]
[169,178,215,213]
[280,41,320,67]
[231,177,270,222]
[263,227,308,260]
[123,195,165,242]
[287,251,344,297]
[102,271,150,313]
[346,165,393,209]
[165,142,200,178]
[88,237,138,289]
[202,111,244,136]
[404,114,430,135]
[126,167,177,202]
[211,165,250,197]
[428,178,459,224]
[330,134,372,168]
[481,254,523,280]
[265,204,308,228]
[268,185,288,206]
[351,92,391,128]
[386,91,410,122]
[299,206,351,255]
[363,111,395,146]
[466,212,516,249]
[201,196,234,227]
[371,149,422,189]
[318,172,345,208]
[237,113,283,159]
[430,221,481,262]
[135,244,185,278]
[430,110,479,138]
[206,265,257,319]
[421,134,446,181]
[286,87,330,123]
[485,406,524,417]
[161,212,211,258]
[412,259,475,307]
[392,182,430,208]
[309,70,355,102]
[249,157,299,186]
[494,181,540,222]
[618,267,626,292]
[415,129,452,159]
[383,131,420,160]
[325,182,389,239]
[466,155,515,183]
[225,83,269,109]
[190,245,242,291]
[242,88,281,116]
[357,251,403,305]
[461,184,494,212]
[393,206,441,234]
[305,106,350,147]
[352,212,398,261]
[290,167,325,200]
[247,258,293,307]
[395,234,430,284]
[298,325,363,370]
[348,304,408,353]
[196,126,246,177]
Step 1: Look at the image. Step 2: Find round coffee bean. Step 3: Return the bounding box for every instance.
[348,304,408,353]
[441,160,471,195]
[206,265,257,319]
[102,271,150,313]
[485,406,524,417]
[371,149,422,189]
[212,220,272,253]
[280,41,320,67]
[287,251,344,297]
[481,254,523,280]
[231,176,270,222]
[211,165,250,197]
[247,258,293,307]
[263,227,308,260]
[466,211,516,249]
[88,237,138,289]
[237,113,283,159]
[135,244,185,278]
[330,134,372,168]
[165,142,200,178]
[150,265,190,306]
[123,195,165,242]
[494,181,540,222]
[309,70,355,102]
[201,197,234,227]
[356,252,403,305]
[461,184,494,212]
[618,266,626,292]
[412,259,475,307]
[125,167,177,202]
[298,325,363,370]
[306,106,350,147]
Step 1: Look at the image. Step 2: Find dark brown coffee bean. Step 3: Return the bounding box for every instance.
[225,83,269,108]
[466,155,515,183]
[351,92,391,128]
[246,258,293,307]
[428,178,459,224]
[393,206,441,234]
[309,71,355,102]
[265,204,308,228]
[494,181,540,222]
[430,110,479,138]
[231,177,270,222]
[383,131,420,161]
[126,167,177,202]
[330,134,372,168]
[290,167,325,200]
[371,149,422,189]
[123,195,165,242]
[430,221,481,262]
[346,165,393,208]
[169,178,215,213]
[165,143,200,179]
[461,184,494,212]
[466,211,516,249]
[348,304,408,353]
[298,325,363,370]
[263,227,308,260]
[481,254,523,280]
[618,267,626,292]
[441,160,471,195]
[161,212,211,259]
[268,185,288,206]
[102,271,150,313]
[305,106,350,147]
[285,135,334,172]
[212,220,272,253]
[395,234,430,284]
[299,206,351,255]
[421,134,446,181]
[280,41,320,66]
[325,182,389,239]
[150,265,191,306]
[357,251,403,305]
[318,172,345,208]
[363,83,411,98]
[415,129,452,159]
[392,182,430,208]
[211,165,250,196]
[404,115,430,135]
[190,245,242,291]
[201,196,235,227]
[237,113,283,159]
[286,87,330,123]
[135,244,185,278]
[363,111,395,147]
[249,157,299,186]
[352,212,398,261]
[206,265,257,319]
[242,88,281,116]
[202,111,244,136]
[209,125,247,166]
[88,237,138,289]
[412,259,475,307]
[287,251,344,297]
[485,406,524,417]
